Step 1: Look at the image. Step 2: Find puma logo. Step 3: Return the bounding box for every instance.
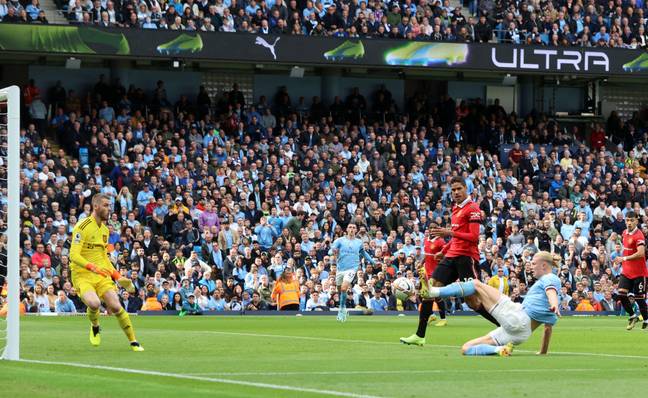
[255,36,280,60]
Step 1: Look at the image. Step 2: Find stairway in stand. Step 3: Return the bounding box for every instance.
[40,0,69,25]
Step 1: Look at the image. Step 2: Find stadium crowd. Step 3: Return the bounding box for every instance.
[4,74,648,317]
[0,0,50,23]
[1,0,643,48]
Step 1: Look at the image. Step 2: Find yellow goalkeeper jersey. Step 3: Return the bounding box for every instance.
[70,215,113,272]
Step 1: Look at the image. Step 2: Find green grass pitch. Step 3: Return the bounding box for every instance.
[2,315,648,397]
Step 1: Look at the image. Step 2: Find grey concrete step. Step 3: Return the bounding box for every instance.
[40,0,69,24]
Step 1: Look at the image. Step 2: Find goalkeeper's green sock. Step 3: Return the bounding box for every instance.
[115,308,136,342]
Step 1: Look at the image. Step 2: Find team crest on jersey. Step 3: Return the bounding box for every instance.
[103,234,108,243]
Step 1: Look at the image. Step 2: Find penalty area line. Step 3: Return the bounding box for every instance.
[167,330,648,360]
[186,368,637,377]
[19,359,385,398]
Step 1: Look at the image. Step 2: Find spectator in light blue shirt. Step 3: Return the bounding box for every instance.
[573,213,590,237]
[0,1,9,19]
[136,185,154,216]
[199,271,216,294]
[397,236,417,257]
[153,198,168,223]
[369,290,388,312]
[208,241,224,270]
[39,265,57,279]
[592,282,605,303]
[245,0,259,15]
[300,233,315,253]
[117,108,131,124]
[55,291,77,313]
[411,166,424,184]
[142,17,158,29]
[254,217,277,250]
[465,175,475,195]
[560,218,575,240]
[232,262,248,285]
[575,200,593,224]
[209,290,226,311]
[166,0,182,14]
[101,181,118,208]
[203,129,219,148]
[268,208,285,231]
[25,0,40,20]
[98,101,115,123]
[302,0,315,18]
[179,278,194,300]
[157,281,175,302]
[593,27,610,43]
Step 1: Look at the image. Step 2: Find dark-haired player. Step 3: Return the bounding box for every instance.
[615,211,648,330]
[401,176,498,346]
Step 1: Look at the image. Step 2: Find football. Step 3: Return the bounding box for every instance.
[393,277,415,301]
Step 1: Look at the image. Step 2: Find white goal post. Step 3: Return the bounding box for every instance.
[0,85,21,361]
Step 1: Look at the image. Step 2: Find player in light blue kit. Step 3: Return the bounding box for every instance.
[425,251,561,356]
[329,223,375,322]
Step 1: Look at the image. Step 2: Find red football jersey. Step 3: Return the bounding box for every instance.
[442,198,481,261]
[622,228,648,278]
[423,236,445,278]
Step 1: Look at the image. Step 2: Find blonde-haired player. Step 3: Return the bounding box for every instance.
[425,251,561,356]
[70,193,143,351]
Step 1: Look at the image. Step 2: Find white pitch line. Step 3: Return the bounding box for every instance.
[193,330,456,348]
[186,368,636,377]
[182,330,648,360]
[544,351,648,359]
[19,359,385,398]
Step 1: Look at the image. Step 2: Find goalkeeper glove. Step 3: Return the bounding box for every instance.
[85,263,110,278]
[108,269,136,294]
[117,277,136,294]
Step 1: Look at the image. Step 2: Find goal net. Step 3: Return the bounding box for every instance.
[0,86,20,361]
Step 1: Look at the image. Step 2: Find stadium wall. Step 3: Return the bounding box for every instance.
[29,65,202,103]
[254,75,406,110]
[24,64,590,121]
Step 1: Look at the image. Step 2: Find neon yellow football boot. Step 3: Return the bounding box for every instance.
[89,325,101,347]
[498,343,514,357]
[130,342,145,352]
[400,334,425,346]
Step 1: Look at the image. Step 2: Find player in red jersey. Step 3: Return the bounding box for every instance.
[615,211,648,330]
[419,223,447,326]
[402,177,499,346]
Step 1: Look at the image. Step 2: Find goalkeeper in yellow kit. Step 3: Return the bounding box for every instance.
[70,193,144,351]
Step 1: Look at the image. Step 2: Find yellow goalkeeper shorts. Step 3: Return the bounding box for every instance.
[71,268,116,299]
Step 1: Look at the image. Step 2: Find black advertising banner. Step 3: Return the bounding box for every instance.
[2,23,648,76]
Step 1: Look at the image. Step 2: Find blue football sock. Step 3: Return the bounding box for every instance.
[464,344,499,356]
[339,291,347,310]
[438,281,476,298]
